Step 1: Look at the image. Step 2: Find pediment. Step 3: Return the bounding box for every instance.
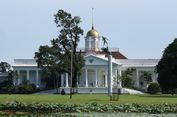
[85,54,118,66]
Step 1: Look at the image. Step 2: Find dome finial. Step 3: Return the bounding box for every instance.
[92,7,94,29]
[86,7,99,38]
[92,25,94,30]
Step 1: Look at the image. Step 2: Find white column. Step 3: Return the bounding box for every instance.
[108,55,113,95]
[17,70,20,85]
[151,72,157,82]
[61,74,64,87]
[27,70,30,81]
[13,70,16,85]
[36,70,39,87]
[136,69,140,88]
[155,73,158,82]
[118,69,122,88]
[65,73,69,87]
[95,69,98,87]
[113,69,118,86]
[85,68,88,87]
[105,71,108,87]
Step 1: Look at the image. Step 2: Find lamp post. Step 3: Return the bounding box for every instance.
[70,42,73,99]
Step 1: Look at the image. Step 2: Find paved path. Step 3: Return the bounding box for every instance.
[35,87,145,94]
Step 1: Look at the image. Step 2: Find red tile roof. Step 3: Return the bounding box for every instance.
[97,51,127,59]
[78,51,127,59]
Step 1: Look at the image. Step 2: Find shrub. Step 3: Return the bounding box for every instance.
[2,85,16,93]
[0,84,38,94]
[168,88,177,95]
[172,88,177,95]
[147,82,161,94]
[17,84,37,94]
[0,80,12,90]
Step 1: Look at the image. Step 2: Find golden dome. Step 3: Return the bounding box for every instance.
[86,26,99,38]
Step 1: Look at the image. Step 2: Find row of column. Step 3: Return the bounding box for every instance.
[84,68,122,88]
[61,68,111,88]
[15,70,39,87]
[16,70,70,88]
[15,68,157,88]
[135,69,158,88]
[84,68,105,87]
[15,68,123,88]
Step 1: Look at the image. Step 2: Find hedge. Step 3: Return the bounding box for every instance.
[0,101,176,114]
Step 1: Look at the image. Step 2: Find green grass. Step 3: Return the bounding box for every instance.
[0,94,177,105]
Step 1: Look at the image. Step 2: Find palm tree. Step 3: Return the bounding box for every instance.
[101,36,109,53]
[102,36,108,47]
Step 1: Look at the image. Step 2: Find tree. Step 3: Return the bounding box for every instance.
[0,62,10,72]
[34,9,85,97]
[156,38,177,93]
[35,45,65,93]
[121,68,134,88]
[140,71,152,85]
[101,36,109,53]
[0,62,15,90]
[0,62,13,82]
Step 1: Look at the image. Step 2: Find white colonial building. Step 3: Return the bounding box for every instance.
[13,26,159,93]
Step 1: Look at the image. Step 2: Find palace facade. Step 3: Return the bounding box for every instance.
[12,26,159,93]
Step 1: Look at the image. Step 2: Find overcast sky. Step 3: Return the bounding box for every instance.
[0,0,177,64]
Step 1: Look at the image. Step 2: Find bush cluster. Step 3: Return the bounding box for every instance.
[0,80,12,90]
[147,82,161,94]
[0,83,39,94]
[0,101,176,114]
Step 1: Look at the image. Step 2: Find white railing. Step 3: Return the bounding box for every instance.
[76,47,119,52]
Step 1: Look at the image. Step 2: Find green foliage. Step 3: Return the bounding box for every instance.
[156,38,177,93]
[0,101,176,114]
[122,77,132,88]
[0,80,12,90]
[121,68,134,88]
[34,9,85,90]
[0,61,14,83]
[17,84,38,94]
[0,62,11,73]
[0,84,38,94]
[147,82,161,94]
[172,88,177,95]
[101,47,109,53]
[101,36,109,53]
[140,71,152,84]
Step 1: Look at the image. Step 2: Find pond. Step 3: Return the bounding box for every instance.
[1,112,177,117]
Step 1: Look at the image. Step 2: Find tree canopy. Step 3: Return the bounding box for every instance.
[101,36,109,53]
[34,10,85,92]
[140,71,152,84]
[0,62,11,73]
[156,38,177,93]
[0,62,14,83]
[121,68,134,88]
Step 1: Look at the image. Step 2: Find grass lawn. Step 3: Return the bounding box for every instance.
[0,94,177,105]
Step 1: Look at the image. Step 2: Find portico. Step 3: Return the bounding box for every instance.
[81,67,108,87]
[80,54,120,87]
[12,59,43,88]
[13,69,41,87]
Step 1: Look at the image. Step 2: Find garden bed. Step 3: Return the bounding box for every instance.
[0,101,176,114]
